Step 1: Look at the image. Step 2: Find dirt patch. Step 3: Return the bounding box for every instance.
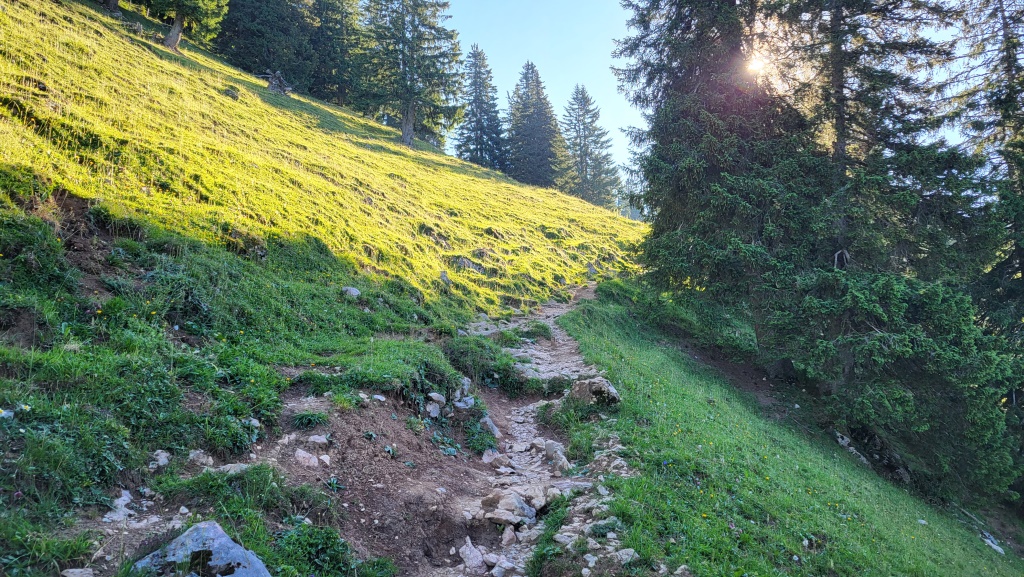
[0,307,38,348]
[261,386,496,571]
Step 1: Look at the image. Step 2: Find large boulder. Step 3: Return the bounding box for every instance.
[133,521,271,577]
[569,377,621,405]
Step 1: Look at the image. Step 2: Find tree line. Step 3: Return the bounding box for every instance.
[111,0,623,209]
[617,0,1024,501]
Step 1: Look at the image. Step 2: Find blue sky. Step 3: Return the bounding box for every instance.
[446,0,645,167]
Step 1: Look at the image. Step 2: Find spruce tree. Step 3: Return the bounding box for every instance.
[308,0,367,107]
[958,0,1024,339]
[365,0,462,146]
[506,62,573,189]
[767,0,1013,498]
[215,0,316,90]
[153,0,229,50]
[561,85,622,207]
[455,45,507,171]
[618,0,1018,497]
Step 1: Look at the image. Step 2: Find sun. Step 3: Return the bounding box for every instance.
[747,57,767,74]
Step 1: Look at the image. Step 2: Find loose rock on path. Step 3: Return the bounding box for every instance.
[425,285,636,577]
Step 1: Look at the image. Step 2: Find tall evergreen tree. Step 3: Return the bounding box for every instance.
[769,0,997,279]
[768,0,1013,498]
[615,0,823,332]
[618,0,1018,498]
[365,0,463,146]
[152,0,229,50]
[957,0,1024,338]
[506,62,574,189]
[308,0,367,107]
[454,44,506,170]
[561,85,622,207]
[215,0,316,90]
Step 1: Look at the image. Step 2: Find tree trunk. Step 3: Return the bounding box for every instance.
[163,12,185,50]
[400,101,416,146]
[996,0,1021,184]
[105,0,119,12]
[828,1,850,267]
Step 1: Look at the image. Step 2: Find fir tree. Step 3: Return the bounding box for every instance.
[506,62,573,189]
[454,44,506,170]
[308,0,367,107]
[215,0,316,91]
[957,0,1024,340]
[365,0,463,146]
[561,85,622,207]
[618,0,1018,498]
[152,0,229,50]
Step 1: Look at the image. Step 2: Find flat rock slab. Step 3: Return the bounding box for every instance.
[133,520,271,577]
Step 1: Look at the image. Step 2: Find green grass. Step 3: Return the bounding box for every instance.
[291,411,329,430]
[0,0,641,314]
[550,283,1024,577]
[0,0,641,573]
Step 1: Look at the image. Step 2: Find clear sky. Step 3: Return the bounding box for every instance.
[445,0,645,168]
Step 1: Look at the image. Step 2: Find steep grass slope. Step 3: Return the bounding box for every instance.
[0,0,641,313]
[551,281,1024,576]
[0,1,641,574]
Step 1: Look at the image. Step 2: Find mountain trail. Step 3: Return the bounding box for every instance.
[423,284,637,577]
[79,285,637,577]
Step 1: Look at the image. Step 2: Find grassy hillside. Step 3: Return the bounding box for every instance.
[0,0,641,574]
[0,0,640,313]
[549,281,1024,577]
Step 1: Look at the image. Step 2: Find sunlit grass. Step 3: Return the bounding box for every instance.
[0,0,642,315]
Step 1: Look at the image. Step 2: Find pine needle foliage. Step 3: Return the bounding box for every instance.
[617,0,1020,499]
[364,0,463,146]
[454,44,507,171]
[506,62,575,191]
[561,84,622,208]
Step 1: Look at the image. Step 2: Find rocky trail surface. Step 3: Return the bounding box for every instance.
[74,286,648,577]
[423,285,637,577]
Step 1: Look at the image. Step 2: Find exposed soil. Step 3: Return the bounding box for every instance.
[49,192,122,301]
[0,307,38,348]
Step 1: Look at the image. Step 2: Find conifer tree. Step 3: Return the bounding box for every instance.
[308,0,367,107]
[561,85,622,207]
[618,0,1018,497]
[365,0,463,146]
[506,62,574,189]
[454,45,507,170]
[216,0,316,90]
[153,0,229,50]
[958,0,1024,339]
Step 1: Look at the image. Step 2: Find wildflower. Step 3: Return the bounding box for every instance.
[20,404,30,412]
